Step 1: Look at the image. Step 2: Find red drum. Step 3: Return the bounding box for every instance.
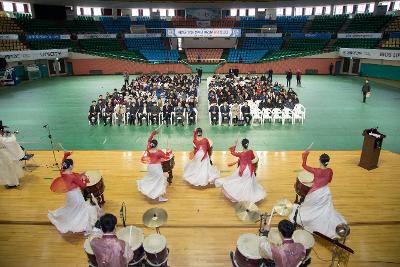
[295,171,314,198]
[82,171,105,205]
[143,234,169,267]
[234,233,263,267]
[117,226,145,266]
[161,149,174,184]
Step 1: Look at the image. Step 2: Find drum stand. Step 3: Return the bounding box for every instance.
[258,213,271,236]
[43,124,59,170]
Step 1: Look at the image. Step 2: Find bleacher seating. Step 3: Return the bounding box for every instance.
[81,50,144,62]
[79,38,121,51]
[16,17,65,33]
[28,40,74,50]
[135,18,168,33]
[211,18,236,28]
[185,49,223,63]
[227,49,267,63]
[384,17,400,32]
[333,38,380,49]
[125,38,165,50]
[140,49,179,63]
[100,16,131,33]
[287,38,328,51]
[0,40,27,51]
[308,14,348,33]
[261,50,324,62]
[345,14,392,33]
[242,37,283,50]
[239,19,274,33]
[65,16,98,33]
[0,15,23,33]
[171,17,197,27]
[381,38,400,49]
[277,16,308,33]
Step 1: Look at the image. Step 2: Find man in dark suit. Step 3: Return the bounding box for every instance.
[88,100,100,125]
[220,101,230,125]
[286,69,293,87]
[209,102,219,125]
[241,101,252,125]
[361,80,371,103]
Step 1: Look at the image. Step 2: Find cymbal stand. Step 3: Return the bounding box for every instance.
[258,212,270,236]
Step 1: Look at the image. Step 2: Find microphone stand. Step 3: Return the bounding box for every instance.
[43,124,59,170]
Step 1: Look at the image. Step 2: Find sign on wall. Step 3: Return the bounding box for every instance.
[77,34,117,39]
[26,34,70,41]
[166,28,241,38]
[339,48,400,61]
[245,33,282,38]
[337,33,383,39]
[124,33,161,38]
[0,34,19,40]
[0,49,69,62]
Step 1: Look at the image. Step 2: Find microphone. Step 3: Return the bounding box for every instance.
[43,124,48,128]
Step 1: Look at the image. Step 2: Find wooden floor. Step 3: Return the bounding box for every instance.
[0,150,399,267]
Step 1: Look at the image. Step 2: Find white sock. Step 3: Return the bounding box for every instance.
[158,196,168,202]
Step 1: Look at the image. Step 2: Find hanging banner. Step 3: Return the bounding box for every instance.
[26,34,70,41]
[0,49,69,62]
[246,33,282,37]
[337,33,383,39]
[124,33,161,38]
[166,28,241,38]
[77,34,117,39]
[339,48,400,61]
[291,33,331,39]
[0,34,19,40]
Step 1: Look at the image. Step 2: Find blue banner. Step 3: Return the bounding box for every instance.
[26,34,70,41]
[291,33,331,39]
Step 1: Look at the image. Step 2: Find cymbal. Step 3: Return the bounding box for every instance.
[235,201,260,223]
[273,199,293,217]
[142,208,168,228]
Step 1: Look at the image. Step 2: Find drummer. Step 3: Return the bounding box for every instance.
[259,220,306,267]
[91,213,133,267]
[137,129,171,202]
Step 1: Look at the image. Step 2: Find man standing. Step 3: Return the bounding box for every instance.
[286,69,293,88]
[296,69,301,87]
[123,72,129,86]
[90,214,133,267]
[197,67,203,83]
[267,68,273,83]
[329,62,334,75]
[361,80,371,103]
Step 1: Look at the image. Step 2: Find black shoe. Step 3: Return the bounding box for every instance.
[5,185,18,189]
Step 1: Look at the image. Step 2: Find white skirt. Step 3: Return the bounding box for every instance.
[0,148,24,186]
[289,186,347,239]
[137,164,167,199]
[215,166,266,203]
[48,188,98,234]
[183,148,220,186]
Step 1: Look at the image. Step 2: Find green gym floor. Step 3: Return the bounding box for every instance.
[0,74,399,153]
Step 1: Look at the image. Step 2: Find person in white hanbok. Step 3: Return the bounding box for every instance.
[0,126,24,188]
[183,128,220,187]
[48,152,99,234]
[289,150,347,238]
[215,139,266,203]
[137,129,171,202]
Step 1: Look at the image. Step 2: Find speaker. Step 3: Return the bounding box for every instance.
[0,57,6,71]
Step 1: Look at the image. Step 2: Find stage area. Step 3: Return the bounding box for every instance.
[0,150,399,267]
[0,74,399,153]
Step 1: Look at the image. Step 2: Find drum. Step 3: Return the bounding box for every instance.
[84,235,99,267]
[116,226,145,266]
[234,233,263,267]
[82,170,105,205]
[267,228,283,247]
[161,149,174,184]
[292,229,315,258]
[143,234,168,266]
[295,170,314,198]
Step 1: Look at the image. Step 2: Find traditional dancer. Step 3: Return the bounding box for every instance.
[289,150,347,238]
[215,139,266,203]
[48,152,99,234]
[0,125,24,188]
[137,129,171,202]
[183,128,220,186]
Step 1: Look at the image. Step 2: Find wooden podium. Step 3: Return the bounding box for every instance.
[359,128,386,170]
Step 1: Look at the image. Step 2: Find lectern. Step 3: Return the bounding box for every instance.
[359,128,386,170]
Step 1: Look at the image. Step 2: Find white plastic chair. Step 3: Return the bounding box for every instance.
[294,104,306,120]
[292,109,304,124]
[282,108,293,125]
[251,108,263,124]
[262,108,272,124]
[271,108,283,124]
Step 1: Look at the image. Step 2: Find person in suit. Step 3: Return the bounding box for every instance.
[241,101,252,125]
[127,100,138,125]
[286,69,293,88]
[137,102,149,126]
[267,69,273,83]
[231,102,240,126]
[174,102,185,126]
[220,101,230,125]
[296,69,302,87]
[162,102,173,126]
[103,102,114,126]
[259,220,306,267]
[150,102,160,125]
[361,80,371,103]
[88,101,100,125]
[209,102,219,125]
[329,62,334,75]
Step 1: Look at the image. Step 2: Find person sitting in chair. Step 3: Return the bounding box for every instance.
[88,100,100,125]
[220,101,230,125]
[174,102,185,126]
[241,101,252,126]
[186,105,196,125]
[150,102,160,125]
[209,102,219,125]
[103,102,114,126]
[137,102,149,126]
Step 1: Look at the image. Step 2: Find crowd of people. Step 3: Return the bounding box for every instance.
[88,74,200,127]
[208,73,301,125]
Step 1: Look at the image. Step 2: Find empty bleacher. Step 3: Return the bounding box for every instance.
[171,17,197,28]
[384,16,400,32]
[381,32,400,49]
[135,17,168,33]
[125,38,164,50]
[261,50,324,62]
[28,40,74,50]
[211,18,236,28]
[0,15,24,33]
[227,49,267,63]
[16,17,65,33]
[242,37,283,51]
[140,49,179,63]
[345,14,392,33]
[287,37,329,51]
[100,16,131,33]
[239,18,274,33]
[333,38,380,49]
[79,38,121,51]
[308,14,348,33]
[185,49,223,63]
[65,16,99,33]
[0,40,27,51]
[277,16,308,33]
